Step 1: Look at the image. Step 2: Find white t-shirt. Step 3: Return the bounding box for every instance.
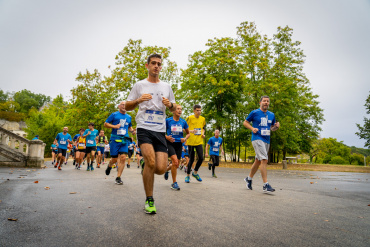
[127,79,175,132]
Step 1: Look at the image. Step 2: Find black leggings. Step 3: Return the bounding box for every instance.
[187,145,204,174]
[210,155,219,175]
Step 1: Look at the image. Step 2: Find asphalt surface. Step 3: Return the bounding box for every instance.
[0,161,369,247]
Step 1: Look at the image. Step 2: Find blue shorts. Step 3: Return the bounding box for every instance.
[97,146,105,154]
[109,140,128,158]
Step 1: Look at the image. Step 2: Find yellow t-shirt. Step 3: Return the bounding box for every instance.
[186,115,206,146]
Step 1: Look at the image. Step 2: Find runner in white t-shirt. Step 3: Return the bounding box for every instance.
[126,54,176,214]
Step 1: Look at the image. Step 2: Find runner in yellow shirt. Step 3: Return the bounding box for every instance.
[185,104,206,183]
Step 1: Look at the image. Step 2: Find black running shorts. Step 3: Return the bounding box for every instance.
[137,128,167,153]
[167,141,182,160]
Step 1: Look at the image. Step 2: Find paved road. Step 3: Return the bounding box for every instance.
[1,161,369,247]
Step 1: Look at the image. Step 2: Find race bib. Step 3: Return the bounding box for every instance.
[87,140,94,144]
[144,110,164,125]
[78,143,85,147]
[117,128,126,135]
[194,128,201,135]
[171,125,182,132]
[261,129,270,136]
[213,148,219,152]
[60,141,66,145]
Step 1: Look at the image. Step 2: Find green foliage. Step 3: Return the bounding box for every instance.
[178,21,324,161]
[329,156,346,165]
[356,91,370,148]
[0,90,9,102]
[13,89,51,114]
[351,153,365,166]
[0,111,26,122]
[111,39,180,99]
[350,146,370,157]
[24,95,68,156]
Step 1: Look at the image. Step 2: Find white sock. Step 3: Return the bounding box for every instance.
[248,176,252,180]
[264,182,269,186]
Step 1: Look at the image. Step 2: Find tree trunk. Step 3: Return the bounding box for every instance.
[238,137,241,162]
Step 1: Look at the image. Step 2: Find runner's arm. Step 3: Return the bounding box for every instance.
[243,120,258,133]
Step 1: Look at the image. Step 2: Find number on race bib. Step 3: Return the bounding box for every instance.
[60,141,66,145]
[87,140,94,144]
[261,129,270,136]
[117,128,126,135]
[194,128,201,135]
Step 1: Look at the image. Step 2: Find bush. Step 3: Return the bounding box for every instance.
[323,155,332,164]
[0,111,26,122]
[352,153,364,166]
[329,156,347,165]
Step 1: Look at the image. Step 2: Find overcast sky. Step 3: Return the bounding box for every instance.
[1,0,369,148]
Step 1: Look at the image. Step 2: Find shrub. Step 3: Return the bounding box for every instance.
[329,156,346,165]
[0,111,26,122]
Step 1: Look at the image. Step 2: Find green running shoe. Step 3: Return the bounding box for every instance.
[192,172,202,182]
[145,199,156,214]
[86,165,90,171]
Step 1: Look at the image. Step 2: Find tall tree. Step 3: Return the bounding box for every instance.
[356,91,370,148]
[12,89,51,114]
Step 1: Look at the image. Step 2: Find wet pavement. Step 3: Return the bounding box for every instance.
[1,161,369,247]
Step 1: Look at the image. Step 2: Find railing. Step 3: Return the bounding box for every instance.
[0,126,45,167]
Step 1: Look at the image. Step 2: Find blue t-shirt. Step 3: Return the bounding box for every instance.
[136,144,141,153]
[246,109,276,144]
[105,111,132,141]
[182,143,188,156]
[73,134,80,141]
[83,129,99,147]
[207,136,223,156]
[166,117,189,142]
[55,133,72,150]
[51,144,57,150]
[128,141,136,150]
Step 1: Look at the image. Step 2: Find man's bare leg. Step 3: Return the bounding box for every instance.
[141,144,167,197]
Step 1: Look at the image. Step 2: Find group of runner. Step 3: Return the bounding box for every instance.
[49,53,280,215]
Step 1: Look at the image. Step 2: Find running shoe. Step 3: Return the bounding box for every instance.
[263,183,275,193]
[54,163,58,168]
[171,182,180,190]
[185,176,190,183]
[164,171,169,180]
[179,164,183,170]
[58,166,62,170]
[90,165,94,171]
[86,165,90,171]
[244,177,252,190]
[145,199,156,214]
[192,172,202,182]
[127,164,130,168]
[212,174,217,178]
[77,165,81,170]
[105,165,112,175]
[115,177,123,185]
[97,164,100,168]
[208,162,212,170]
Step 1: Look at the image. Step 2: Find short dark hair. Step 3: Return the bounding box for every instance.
[147,54,162,64]
[193,104,201,110]
[259,96,270,102]
[79,128,85,132]
[88,122,94,126]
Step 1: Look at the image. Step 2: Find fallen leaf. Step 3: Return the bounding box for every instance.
[8,218,18,221]
[44,187,50,190]
[310,182,314,184]
[358,216,364,219]
[314,213,318,215]
[34,181,39,183]
[69,192,77,194]
[324,220,329,222]
[18,177,24,179]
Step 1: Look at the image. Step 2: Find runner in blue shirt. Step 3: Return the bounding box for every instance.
[54,127,72,170]
[205,130,224,178]
[104,101,136,185]
[127,137,136,168]
[164,105,190,190]
[83,123,99,171]
[243,96,280,192]
[180,142,189,171]
[50,140,58,165]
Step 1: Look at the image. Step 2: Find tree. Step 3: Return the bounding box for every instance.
[356,91,370,148]
[24,95,68,156]
[65,69,120,135]
[12,89,51,115]
[110,39,179,99]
